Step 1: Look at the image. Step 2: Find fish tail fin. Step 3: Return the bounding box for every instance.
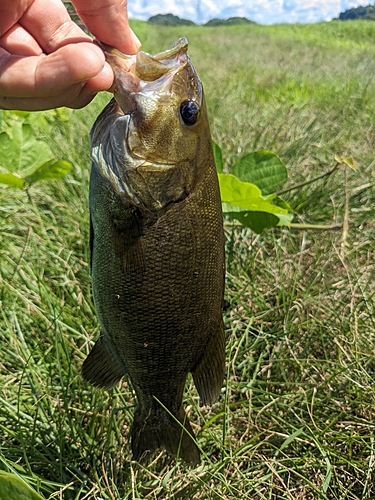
[131,403,200,465]
[82,333,126,390]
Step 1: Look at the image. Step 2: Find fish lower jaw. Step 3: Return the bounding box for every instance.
[135,161,177,172]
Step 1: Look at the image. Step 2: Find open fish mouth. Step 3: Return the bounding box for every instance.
[95,37,189,80]
[95,37,194,113]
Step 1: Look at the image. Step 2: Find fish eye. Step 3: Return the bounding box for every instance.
[180,100,200,126]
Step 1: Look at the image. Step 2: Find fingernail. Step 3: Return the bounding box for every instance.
[102,63,114,90]
[87,62,114,92]
[130,29,142,51]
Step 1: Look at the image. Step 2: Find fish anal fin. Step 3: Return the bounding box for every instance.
[132,404,200,466]
[192,321,226,406]
[82,334,126,390]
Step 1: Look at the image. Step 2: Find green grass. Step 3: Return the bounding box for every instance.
[1,19,375,499]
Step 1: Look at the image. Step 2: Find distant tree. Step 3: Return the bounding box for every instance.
[338,4,375,20]
[204,17,255,27]
[148,14,195,26]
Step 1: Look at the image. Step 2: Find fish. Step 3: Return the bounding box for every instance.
[82,37,225,465]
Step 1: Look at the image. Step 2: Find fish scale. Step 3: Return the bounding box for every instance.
[82,38,225,465]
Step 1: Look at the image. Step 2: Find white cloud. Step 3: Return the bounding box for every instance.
[128,0,368,25]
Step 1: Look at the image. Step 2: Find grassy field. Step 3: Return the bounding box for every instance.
[1,19,375,499]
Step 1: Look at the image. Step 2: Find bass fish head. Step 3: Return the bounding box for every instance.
[91,38,210,212]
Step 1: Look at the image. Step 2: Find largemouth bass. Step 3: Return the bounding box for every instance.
[82,38,225,465]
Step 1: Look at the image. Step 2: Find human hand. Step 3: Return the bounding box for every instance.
[0,0,141,111]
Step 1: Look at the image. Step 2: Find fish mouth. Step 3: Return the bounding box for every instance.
[95,37,189,81]
[95,38,191,113]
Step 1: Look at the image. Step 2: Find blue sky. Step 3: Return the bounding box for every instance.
[128,0,368,25]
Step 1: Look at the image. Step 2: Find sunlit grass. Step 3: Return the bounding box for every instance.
[1,19,375,499]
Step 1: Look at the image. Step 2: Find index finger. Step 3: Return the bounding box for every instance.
[0,42,108,98]
[18,0,93,53]
[72,0,141,54]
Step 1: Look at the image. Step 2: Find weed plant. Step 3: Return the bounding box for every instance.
[1,20,375,499]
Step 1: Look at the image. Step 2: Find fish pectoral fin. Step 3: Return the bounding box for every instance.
[82,333,126,390]
[192,320,226,406]
[112,210,146,275]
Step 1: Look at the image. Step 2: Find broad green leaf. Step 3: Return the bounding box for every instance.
[0,173,25,189]
[275,212,294,226]
[7,110,31,119]
[263,194,294,222]
[219,173,263,207]
[0,123,52,176]
[212,141,223,173]
[24,160,72,186]
[231,150,288,195]
[334,154,358,171]
[223,205,280,233]
[223,204,293,233]
[219,173,291,213]
[219,173,293,233]
[270,195,294,212]
[0,472,45,500]
[24,109,71,132]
